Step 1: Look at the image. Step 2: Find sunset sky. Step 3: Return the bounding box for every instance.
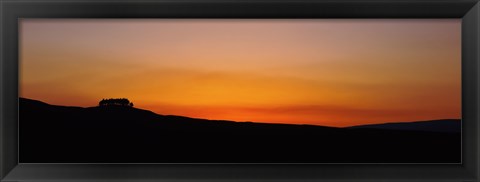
[20,19,461,127]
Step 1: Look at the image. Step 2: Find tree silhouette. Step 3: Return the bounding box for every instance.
[99,98,134,107]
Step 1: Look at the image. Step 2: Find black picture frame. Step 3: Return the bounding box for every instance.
[1,0,479,181]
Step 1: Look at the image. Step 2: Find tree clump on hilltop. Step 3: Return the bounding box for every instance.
[99,98,134,107]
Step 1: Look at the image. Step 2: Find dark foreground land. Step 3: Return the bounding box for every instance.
[20,98,461,163]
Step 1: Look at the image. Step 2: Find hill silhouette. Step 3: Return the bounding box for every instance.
[20,97,461,163]
[348,119,461,133]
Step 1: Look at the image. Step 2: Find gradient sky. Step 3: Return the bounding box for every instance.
[20,19,461,127]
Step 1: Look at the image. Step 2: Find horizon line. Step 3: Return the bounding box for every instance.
[18,97,461,128]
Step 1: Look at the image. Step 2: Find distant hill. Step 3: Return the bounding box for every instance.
[19,97,460,131]
[19,97,461,163]
[19,97,340,134]
[347,119,461,133]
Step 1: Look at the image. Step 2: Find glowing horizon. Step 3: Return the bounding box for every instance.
[20,19,461,127]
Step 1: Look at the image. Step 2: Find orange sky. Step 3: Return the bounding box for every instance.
[20,19,461,127]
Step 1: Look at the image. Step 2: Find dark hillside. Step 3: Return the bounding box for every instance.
[20,98,461,163]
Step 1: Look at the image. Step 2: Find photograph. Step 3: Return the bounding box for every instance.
[19,19,461,163]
